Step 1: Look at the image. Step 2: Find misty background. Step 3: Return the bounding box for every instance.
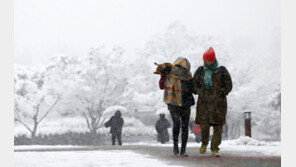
[14,0,281,145]
[15,0,280,66]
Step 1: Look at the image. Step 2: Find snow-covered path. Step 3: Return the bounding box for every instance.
[14,150,182,167]
[125,141,281,157]
[14,145,281,167]
[14,138,281,167]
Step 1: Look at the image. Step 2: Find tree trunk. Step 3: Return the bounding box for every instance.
[91,129,97,135]
[31,129,37,139]
[31,119,38,139]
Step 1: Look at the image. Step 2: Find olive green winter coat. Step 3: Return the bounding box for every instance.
[192,66,232,125]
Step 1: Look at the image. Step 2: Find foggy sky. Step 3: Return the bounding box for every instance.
[14,0,280,66]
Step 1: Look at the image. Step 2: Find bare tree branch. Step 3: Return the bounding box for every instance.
[15,99,35,120]
[98,117,107,128]
[87,107,94,119]
[37,94,62,124]
[82,111,92,131]
[14,101,34,133]
[15,117,32,133]
[35,96,45,119]
[94,117,100,128]
[103,70,110,96]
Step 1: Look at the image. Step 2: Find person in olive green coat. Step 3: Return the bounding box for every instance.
[192,47,232,157]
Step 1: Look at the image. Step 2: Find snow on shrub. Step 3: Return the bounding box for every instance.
[155,107,169,115]
[15,115,156,138]
[121,117,156,137]
[223,136,281,147]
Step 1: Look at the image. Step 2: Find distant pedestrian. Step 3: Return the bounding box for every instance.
[189,121,201,143]
[155,114,170,144]
[104,110,124,145]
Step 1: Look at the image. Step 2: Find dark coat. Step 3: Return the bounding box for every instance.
[180,79,195,107]
[105,113,124,134]
[192,66,232,125]
[155,117,170,142]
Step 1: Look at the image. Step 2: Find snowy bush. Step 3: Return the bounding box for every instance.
[223,136,281,147]
[121,117,156,137]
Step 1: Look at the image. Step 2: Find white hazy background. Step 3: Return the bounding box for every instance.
[14,0,280,65]
[14,0,281,142]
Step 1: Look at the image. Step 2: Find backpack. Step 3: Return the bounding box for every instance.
[193,123,201,133]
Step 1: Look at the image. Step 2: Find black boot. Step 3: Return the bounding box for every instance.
[180,142,188,156]
[180,126,189,156]
[180,148,188,156]
[173,143,179,155]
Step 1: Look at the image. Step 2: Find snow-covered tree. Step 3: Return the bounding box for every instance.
[63,46,130,134]
[14,65,62,138]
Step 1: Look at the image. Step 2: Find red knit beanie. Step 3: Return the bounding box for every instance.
[203,47,216,61]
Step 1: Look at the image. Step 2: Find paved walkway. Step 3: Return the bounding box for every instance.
[15,145,281,167]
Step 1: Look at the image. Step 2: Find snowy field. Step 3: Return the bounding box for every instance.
[14,150,182,167]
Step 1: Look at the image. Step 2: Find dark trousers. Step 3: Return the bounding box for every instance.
[200,124,223,151]
[195,133,201,143]
[168,104,191,150]
[111,131,122,145]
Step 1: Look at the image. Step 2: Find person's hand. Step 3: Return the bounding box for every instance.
[220,88,226,97]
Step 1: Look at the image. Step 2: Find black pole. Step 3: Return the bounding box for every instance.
[244,112,251,137]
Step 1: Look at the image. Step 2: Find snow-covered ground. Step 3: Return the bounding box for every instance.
[14,137,280,167]
[125,136,281,157]
[15,136,281,157]
[14,145,91,150]
[14,150,182,167]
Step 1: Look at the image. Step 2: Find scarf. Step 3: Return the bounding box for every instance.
[203,60,218,90]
